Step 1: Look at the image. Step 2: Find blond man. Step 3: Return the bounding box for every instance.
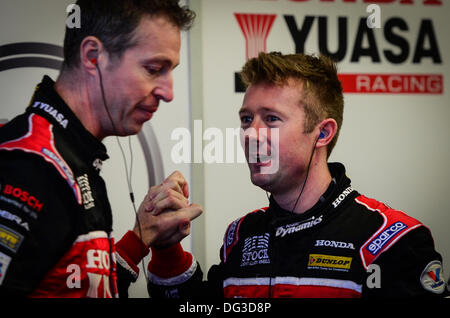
[145,52,447,298]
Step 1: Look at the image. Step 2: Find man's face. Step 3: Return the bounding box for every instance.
[239,79,318,195]
[100,15,181,137]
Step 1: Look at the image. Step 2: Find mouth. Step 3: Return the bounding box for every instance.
[136,105,158,121]
[137,105,158,113]
[248,153,272,165]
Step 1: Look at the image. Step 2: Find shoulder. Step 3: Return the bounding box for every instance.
[222,207,268,262]
[354,195,424,269]
[0,113,82,205]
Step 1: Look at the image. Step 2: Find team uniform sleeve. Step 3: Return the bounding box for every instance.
[364,226,449,297]
[0,154,79,295]
[146,242,224,299]
[114,230,150,298]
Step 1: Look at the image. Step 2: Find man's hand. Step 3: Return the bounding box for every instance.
[145,170,190,216]
[133,171,202,248]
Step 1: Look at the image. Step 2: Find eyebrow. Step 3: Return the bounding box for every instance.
[143,57,179,69]
[239,106,280,115]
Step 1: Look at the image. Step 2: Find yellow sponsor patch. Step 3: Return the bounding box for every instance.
[308,254,352,271]
[0,224,23,253]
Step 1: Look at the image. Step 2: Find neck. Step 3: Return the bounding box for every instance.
[273,155,332,214]
[54,70,105,140]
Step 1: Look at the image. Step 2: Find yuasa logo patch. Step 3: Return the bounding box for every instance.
[31,101,69,129]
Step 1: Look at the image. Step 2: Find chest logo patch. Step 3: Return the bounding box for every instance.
[308,254,352,272]
[241,233,270,267]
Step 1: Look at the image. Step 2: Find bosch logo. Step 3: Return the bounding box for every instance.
[2,184,44,212]
[367,222,407,255]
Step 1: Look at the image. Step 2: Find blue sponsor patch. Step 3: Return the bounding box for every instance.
[366,222,407,255]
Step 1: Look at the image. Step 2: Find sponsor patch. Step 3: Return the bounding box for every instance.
[223,218,241,262]
[0,195,38,220]
[0,209,30,231]
[420,260,446,294]
[331,186,354,208]
[226,219,239,248]
[0,224,24,253]
[0,251,12,285]
[241,233,270,267]
[77,174,95,210]
[315,240,355,250]
[308,254,352,271]
[275,215,323,238]
[366,221,407,256]
[1,183,44,212]
[31,101,69,129]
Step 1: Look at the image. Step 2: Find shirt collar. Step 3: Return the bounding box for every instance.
[26,75,109,163]
[269,162,353,220]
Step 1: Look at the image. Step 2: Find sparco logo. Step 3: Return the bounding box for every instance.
[275,215,323,238]
[332,186,354,208]
[315,240,355,250]
[241,233,270,267]
[367,221,407,255]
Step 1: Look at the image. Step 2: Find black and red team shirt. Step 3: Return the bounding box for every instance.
[0,76,148,297]
[147,163,448,298]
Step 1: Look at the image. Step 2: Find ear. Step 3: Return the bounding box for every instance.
[316,118,338,148]
[80,36,104,75]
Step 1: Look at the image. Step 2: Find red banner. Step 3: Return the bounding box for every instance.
[338,73,443,94]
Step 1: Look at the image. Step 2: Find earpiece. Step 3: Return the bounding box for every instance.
[87,50,98,65]
[319,130,328,139]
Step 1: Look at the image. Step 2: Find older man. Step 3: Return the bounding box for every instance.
[0,0,201,298]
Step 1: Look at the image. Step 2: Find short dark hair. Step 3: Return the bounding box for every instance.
[63,0,195,69]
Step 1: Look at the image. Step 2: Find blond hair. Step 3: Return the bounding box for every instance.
[240,52,344,158]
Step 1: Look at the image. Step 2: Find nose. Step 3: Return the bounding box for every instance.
[248,117,268,142]
[152,72,174,103]
[243,117,269,153]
